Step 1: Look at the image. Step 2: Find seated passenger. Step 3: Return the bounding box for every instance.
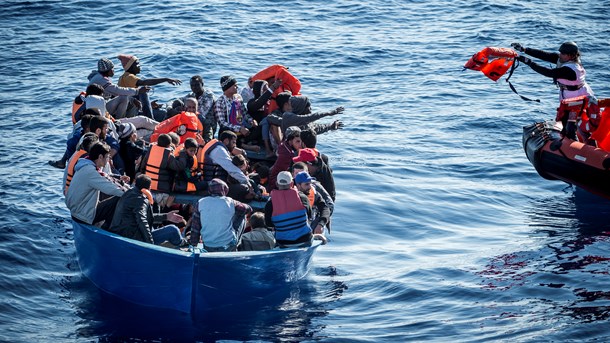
[293,147,336,202]
[264,171,313,248]
[149,97,203,145]
[139,133,185,194]
[63,133,99,196]
[174,137,207,193]
[190,178,253,252]
[292,162,334,216]
[116,122,145,182]
[65,142,127,230]
[294,171,330,237]
[109,174,187,247]
[269,126,302,190]
[238,212,276,251]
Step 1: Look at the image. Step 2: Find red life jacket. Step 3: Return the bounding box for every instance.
[150,111,202,144]
[464,47,518,81]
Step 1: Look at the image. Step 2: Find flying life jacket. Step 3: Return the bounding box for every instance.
[271,188,311,242]
[64,149,87,195]
[196,139,228,182]
[72,91,87,124]
[149,111,202,145]
[143,145,174,193]
[251,64,302,114]
[464,47,518,81]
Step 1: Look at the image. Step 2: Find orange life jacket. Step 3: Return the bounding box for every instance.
[590,105,610,152]
[307,186,316,207]
[464,47,518,81]
[64,149,87,196]
[71,91,87,124]
[149,111,202,144]
[251,65,302,114]
[144,145,173,192]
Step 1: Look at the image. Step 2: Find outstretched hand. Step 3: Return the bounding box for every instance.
[511,42,525,52]
[332,106,344,115]
[516,55,532,65]
[332,120,344,130]
[166,210,185,224]
[167,78,182,86]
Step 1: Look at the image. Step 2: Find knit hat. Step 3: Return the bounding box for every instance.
[275,91,292,110]
[276,171,293,187]
[208,178,229,196]
[85,95,106,115]
[117,54,138,71]
[292,148,317,163]
[290,95,311,116]
[97,58,114,72]
[220,75,237,91]
[294,171,315,184]
[118,122,136,139]
[284,126,301,140]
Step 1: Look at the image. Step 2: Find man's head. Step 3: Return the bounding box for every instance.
[249,211,266,229]
[167,132,180,147]
[276,171,293,190]
[135,174,152,191]
[97,58,114,76]
[290,95,311,116]
[559,41,580,62]
[220,75,238,96]
[208,178,229,197]
[284,126,302,150]
[275,91,292,113]
[118,122,136,141]
[219,130,238,151]
[157,133,172,148]
[89,115,109,140]
[190,75,204,96]
[300,128,317,149]
[80,114,94,132]
[85,83,104,97]
[232,154,248,173]
[77,132,99,152]
[294,171,315,194]
[89,142,111,168]
[184,137,198,157]
[291,161,308,177]
[184,97,198,114]
[117,54,140,74]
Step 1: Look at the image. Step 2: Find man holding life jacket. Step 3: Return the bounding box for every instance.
[139,133,186,194]
[187,75,217,142]
[88,57,150,119]
[65,142,127,230]
[149,98,203,145]
[189,178,253,252]
[116,54,182,120]
[294,171,331,237]
[264,171,313,248]
[109,174,187,248]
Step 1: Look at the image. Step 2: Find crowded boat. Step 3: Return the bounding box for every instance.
[53,55,344,252]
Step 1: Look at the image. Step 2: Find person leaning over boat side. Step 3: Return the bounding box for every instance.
[294,171,330,238]
[266,91,293,151]
[186,75,217,142]
[63,133,99,196]
[264,171,313,248]
[213,75,258,147]
[293,147,336,202]
[511,42,594,101]
[238,212,276,251]
[109,174,187,247]
[65,142,128,230]
[116,54,181,120]
[88,57,150,119]
[190,178,253,252]
[281,95,344,137]
[268,126,303,191]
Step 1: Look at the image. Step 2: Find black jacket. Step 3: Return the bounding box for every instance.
[108,187,166,243]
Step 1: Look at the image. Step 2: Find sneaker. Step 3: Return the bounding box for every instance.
[48,160,65,169]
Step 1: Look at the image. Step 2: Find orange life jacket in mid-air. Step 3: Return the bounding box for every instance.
[464,47,518,81]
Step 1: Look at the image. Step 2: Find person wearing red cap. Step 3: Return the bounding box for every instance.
[117,54,181,119]
[292,147,336,201]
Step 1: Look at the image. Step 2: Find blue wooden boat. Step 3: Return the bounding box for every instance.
[72,221,321,313]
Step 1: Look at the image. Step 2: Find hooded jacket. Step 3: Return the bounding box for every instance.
[65,158,125,224]
[108,187,168,243]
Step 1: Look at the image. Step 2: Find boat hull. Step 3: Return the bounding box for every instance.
[523,121,610,200]
[73,222,320,313]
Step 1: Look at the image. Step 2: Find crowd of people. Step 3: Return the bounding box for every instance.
[56,56,344,252]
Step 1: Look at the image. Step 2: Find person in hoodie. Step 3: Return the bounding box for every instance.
[65,142,128,230]
[109,174,187,247]
[280,95,344,136]
[247,79,282,157]
[88,57,150,119]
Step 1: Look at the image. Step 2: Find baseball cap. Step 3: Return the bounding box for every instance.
[294,171,315,184]
[292,148,317,163]
[276,171,293,186]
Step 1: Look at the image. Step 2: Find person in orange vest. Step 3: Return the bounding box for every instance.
[149,98,203,145]
[294,171,330,237]
[63,133,99,196]
[139,133,185,194]
[174,138,208,193]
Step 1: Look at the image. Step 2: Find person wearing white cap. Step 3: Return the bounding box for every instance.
[264,171,313,248]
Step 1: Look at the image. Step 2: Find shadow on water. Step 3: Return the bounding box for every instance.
[65,265,345,342]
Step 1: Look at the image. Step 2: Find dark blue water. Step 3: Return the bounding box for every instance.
[1,0,610,341]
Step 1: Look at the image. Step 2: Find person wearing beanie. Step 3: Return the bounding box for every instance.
[190,178,253,251]
[214,75,258,144]
[88,57,150,119]
[117,54,182,119]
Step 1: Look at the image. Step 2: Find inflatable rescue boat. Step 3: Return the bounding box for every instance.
[523,121,610,200]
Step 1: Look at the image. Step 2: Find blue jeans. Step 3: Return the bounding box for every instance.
[152,225,183,246]
[261,117,270,142]
[138,92,153,119]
